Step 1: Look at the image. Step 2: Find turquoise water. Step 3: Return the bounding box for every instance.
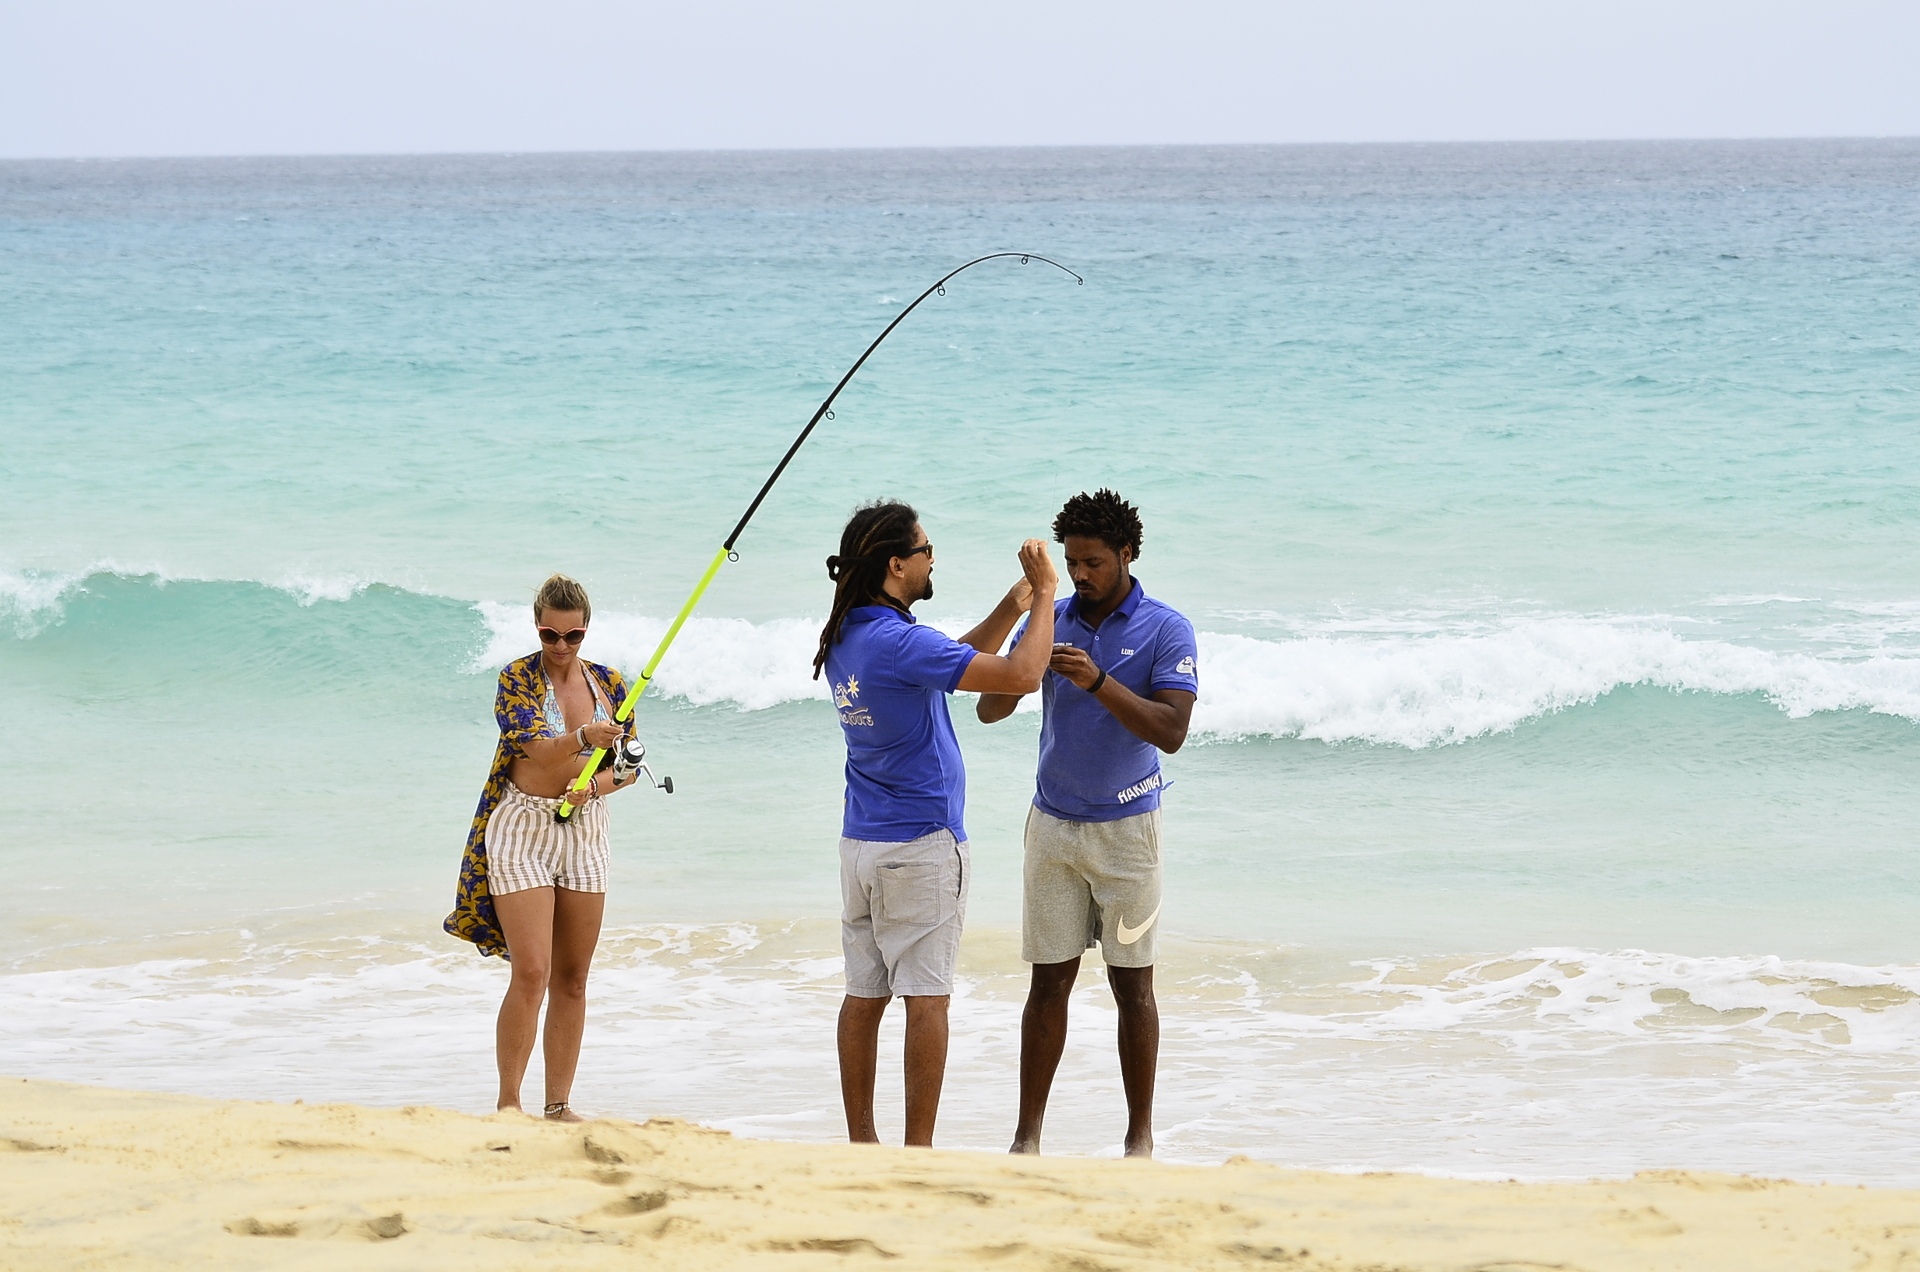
[5,141,1920,1178]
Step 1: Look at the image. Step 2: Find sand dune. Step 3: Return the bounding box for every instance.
[4,1077,1917,1270]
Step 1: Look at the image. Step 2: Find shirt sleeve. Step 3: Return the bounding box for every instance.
[1149,615,1200,695]
[495,663,547,759]
[894,622,979,694]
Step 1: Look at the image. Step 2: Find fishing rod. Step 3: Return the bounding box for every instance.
[555,251,1084,823]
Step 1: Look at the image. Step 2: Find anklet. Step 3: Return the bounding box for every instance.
[544,1101,569,1117]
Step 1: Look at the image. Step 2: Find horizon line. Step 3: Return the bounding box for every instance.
[7,134,1920,165]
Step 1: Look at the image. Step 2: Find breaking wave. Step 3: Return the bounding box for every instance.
[478,603,1920,747]
[10,571,1920,748]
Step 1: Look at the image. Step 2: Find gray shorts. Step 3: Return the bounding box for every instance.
[1023,805,1162,968]
[840,830,969,998]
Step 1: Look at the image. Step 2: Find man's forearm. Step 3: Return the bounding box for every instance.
[1007,590,1058,681]
[958,591,1030,654]
[1013,591,1059,676]
[977,691,1023,723]
[1091,681,1186,752]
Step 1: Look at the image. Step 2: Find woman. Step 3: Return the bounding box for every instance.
[445,574,641,1121]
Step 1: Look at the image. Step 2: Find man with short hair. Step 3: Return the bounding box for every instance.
[978,488,1198,1158]
[815,499,1059,1147]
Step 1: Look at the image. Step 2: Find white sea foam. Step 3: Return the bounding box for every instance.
[1196,620,1920,745]
[1347,948,1920,1052]
[473,602,833,710]
[0,568,82,634]
[268,572,376,605]
[6,925,1919,1182]
[474,603,1920,746]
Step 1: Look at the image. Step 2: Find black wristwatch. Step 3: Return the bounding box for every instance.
[1086,668,1108,694]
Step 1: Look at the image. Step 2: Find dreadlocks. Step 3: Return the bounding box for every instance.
[814,500,921,679]
[1052,488,1144,559]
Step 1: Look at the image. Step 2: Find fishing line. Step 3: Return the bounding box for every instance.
[555,251,1084,823]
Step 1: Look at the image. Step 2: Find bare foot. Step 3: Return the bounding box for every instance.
[544,1105,586,1123]
[1008,1137,1040,1155]
[1123,1132,1154,1159]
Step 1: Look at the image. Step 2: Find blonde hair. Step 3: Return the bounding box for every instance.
[533,574,591,623]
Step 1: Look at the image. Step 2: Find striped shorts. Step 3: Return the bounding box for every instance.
[484,781,611,896]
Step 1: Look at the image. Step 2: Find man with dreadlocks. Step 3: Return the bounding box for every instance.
[815,499,1059,1148]
[978,488,1198,1159]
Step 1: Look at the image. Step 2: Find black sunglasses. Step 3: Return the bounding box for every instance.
[538,626,587,646]
[899,542,934,560]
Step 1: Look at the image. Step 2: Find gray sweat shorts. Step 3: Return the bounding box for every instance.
[840,829,970,998]
[1023,805,1162,968]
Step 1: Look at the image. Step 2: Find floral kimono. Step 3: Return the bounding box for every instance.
[444,651,634,959]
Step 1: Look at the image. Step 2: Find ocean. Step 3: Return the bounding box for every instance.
[4,140,1919,1182]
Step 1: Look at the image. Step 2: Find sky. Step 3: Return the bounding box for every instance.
[2,0,1917,158]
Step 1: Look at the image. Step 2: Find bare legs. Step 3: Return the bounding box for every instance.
[1010,957,1157,1158]
[1111,965,1159,1157]
[492,886,606,1121]
[837,994,951,1147]
[1009,959,1079,1154]
[901,996,952,1146]
[837,996,889,1144]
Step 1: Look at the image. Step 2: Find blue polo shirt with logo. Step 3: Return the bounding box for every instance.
[1011,578,1199,823]
[826,605,979,843]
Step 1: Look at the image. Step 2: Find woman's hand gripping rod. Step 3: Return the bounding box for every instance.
[551,252,1083,825]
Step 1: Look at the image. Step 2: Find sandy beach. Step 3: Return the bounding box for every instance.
[3,1077,1916,1270]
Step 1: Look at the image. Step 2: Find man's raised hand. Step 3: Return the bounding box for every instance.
[1018,538,1059,595]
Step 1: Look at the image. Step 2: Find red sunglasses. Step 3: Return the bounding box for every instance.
[538,626,587,646]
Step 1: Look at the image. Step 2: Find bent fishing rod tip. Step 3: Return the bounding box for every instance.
[587,251,1085,770]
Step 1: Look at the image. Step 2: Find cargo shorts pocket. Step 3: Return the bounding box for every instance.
[876,860,951,927]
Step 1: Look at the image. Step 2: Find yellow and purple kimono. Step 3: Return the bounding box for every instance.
[444,651,635,959]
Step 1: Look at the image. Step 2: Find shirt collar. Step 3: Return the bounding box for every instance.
[1066,577,1144,623]
[847,603,915,626]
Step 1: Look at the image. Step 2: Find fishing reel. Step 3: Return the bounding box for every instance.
[598,735,673,794]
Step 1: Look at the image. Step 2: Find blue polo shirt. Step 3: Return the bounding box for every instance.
[826,605,979,843]
[1012,578,1199,823]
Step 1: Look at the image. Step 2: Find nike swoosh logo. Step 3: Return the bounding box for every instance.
[1114,903,1162,945]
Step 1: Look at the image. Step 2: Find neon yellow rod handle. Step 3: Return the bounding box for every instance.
[555,544,732,822]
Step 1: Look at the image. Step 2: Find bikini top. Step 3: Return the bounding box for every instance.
[542,668,611,753]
